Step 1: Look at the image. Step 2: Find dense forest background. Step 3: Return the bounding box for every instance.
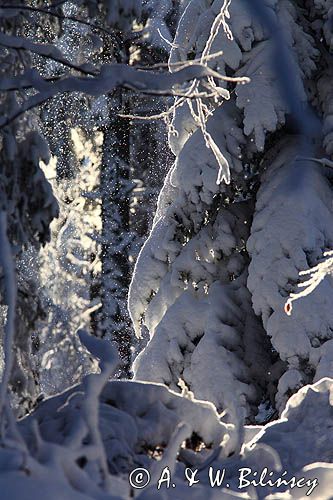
[1,0,333,499]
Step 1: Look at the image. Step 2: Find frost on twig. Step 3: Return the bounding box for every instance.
[123,0,250,187]
[284,153,333,316]
[0,1,249,188]
[285,250,333,316]
[169,0,246,186]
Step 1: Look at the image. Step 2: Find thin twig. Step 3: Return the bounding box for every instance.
[295,156,333,168]
[134,51,225,71]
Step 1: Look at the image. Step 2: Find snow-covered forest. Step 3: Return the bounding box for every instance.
[1,0,333,498]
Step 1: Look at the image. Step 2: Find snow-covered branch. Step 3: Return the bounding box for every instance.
[0,64,244,129]
[241,0,320,140]
[285,250,333,316]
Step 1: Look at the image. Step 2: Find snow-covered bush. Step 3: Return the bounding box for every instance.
[5,333,333,499]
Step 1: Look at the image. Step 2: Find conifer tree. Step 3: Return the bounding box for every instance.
[130,0,333,422]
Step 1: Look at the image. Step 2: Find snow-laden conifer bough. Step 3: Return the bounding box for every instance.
[1,0,333,499]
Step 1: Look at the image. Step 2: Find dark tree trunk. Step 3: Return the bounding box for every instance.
[94,92,134,376]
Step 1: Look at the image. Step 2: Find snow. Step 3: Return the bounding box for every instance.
[0,473,93,500]
[0,62,233,129]
[128,103,247,338]
[14,365,333,499]
[247,138,333,410]
[141,0,174,51]
[132,198,273,429]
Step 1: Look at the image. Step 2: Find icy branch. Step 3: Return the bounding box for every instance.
[0,64,243,129]
[164,0,247,185]
[285,251,333,316]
